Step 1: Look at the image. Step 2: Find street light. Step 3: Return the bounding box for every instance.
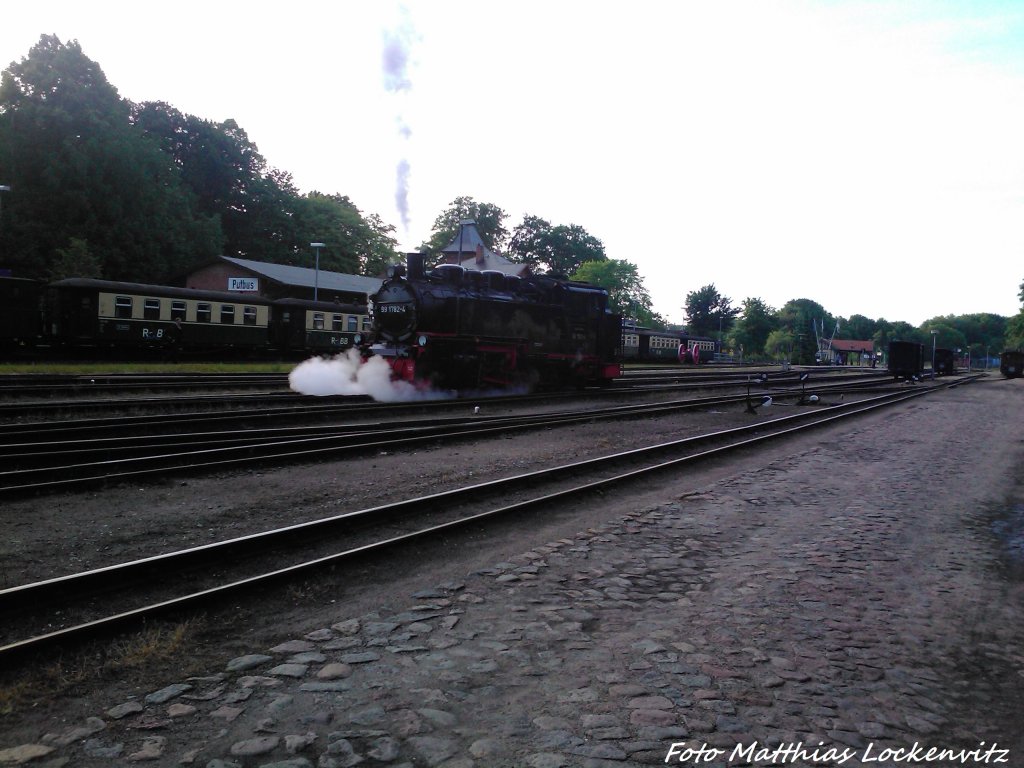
[930,329,938,380]
[310,242,325,301]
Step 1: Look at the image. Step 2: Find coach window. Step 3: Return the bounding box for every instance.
[347,316,358,332]
[332,314,344,331]
[197,303,212,323]
[312,312,325,330]
[115,296,133,319]
[361,316,371,332]
[143,298,161,320]
[171,301,186,321]
[243,306,258,326]
[220,305,235,324]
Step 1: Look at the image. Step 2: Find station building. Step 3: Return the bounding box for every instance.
[185,256,382,305]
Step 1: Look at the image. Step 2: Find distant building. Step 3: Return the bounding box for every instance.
[439,222,531,277]
[825,338,876,365]
[186,256,381,305]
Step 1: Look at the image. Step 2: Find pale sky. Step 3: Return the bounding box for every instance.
[3,0,1023,327]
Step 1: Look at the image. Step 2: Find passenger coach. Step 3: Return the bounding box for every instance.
[273,297,370,354]
[47,278,276,353]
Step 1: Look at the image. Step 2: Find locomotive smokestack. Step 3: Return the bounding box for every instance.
[407,252,425,281]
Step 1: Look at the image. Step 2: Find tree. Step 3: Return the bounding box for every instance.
[48,237,101,280]
[764,329,796,362]
[295,193,398,276]
[684,284,739,340]
[1009,279,1024,350]
[571,258,663,326]
[419,197,508,258]
[730,297,777,359]
[921,321,967,353]
[360,213,402,276]
[0,36,223,281]
[1006,313,1024,350]
[842,314,878,341]
[508,215,606,275]
[777,299,830,365]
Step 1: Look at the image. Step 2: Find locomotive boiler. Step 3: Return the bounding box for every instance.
[368,254,621,391]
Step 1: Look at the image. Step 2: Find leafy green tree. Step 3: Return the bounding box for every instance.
[1006,313,1024,350]
[571,258,662,326]
[842,314,878,341]
[296,193,398,276]
[921,321,967,354]
[360,213,402,276]
[0,35,222,281]
[765,329,796,361]
[684,284,739,340]
[777,299,830,365]
[419,197,509,258]
[730,297,777,359]
[506,215,551,269]
[920,312,1006,357]
[508,215,606,275]
[1010,279,1024,349]
[48,237,102,280]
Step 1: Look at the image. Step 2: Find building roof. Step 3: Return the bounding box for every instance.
[440,223,488,255]
[222,256,381,296]
[831,339,875,352]
[440,223,530,277]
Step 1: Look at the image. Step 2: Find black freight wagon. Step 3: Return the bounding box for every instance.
[933,347,956,376]
[888,340,924,381]
[0,276,44,352]
[1001,350,1024,379]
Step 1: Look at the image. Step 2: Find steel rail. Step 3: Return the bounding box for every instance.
[0,377,978,663]
[0,379,911,494]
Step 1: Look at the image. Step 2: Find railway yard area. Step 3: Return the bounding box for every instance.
[0,367,1022,767]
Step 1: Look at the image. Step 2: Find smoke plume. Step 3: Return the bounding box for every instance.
[383,8,416,233]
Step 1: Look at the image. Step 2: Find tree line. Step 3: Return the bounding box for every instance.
[1,35,1022,358]
[0,35,398,282]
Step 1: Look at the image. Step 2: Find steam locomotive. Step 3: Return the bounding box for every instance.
[368,254,621,390]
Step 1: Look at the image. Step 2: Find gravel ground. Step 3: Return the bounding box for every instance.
[0,397,785,587]
[1,376,1022,763]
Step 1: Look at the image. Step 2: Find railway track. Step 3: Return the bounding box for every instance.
[0,372,293,398]
[0,374,980,664]
[0,375,907,496]
[0,366,886,419]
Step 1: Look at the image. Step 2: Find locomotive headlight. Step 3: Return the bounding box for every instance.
[353,334,362,344]
[418,335,428,347]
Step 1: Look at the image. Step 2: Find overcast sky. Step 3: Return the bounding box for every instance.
[3,0,1023,327]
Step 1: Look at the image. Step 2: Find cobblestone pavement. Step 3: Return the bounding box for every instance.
[3,381,1023,767]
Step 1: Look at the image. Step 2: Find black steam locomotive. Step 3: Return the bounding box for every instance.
[368,254,621,390]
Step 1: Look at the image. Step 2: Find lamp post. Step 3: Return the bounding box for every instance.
[930,329,938,380]
[310,242,325,301]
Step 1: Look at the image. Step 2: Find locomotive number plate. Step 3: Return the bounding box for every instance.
[379,305,408,314]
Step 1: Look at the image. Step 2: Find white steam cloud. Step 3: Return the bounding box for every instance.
[288,348,449,403]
